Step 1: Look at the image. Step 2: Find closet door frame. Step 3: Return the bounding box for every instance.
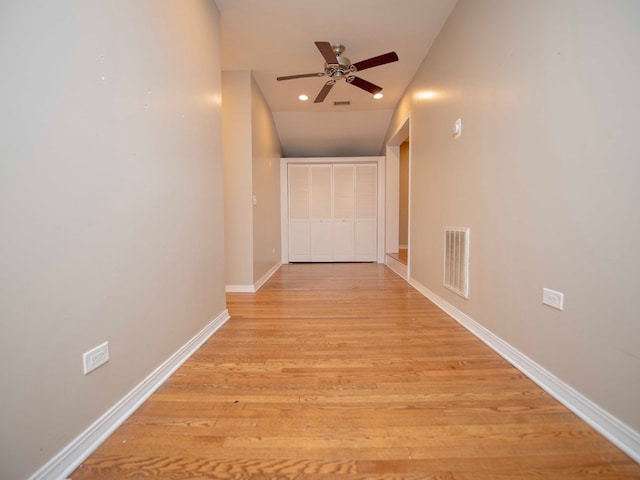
[280,156,385,264]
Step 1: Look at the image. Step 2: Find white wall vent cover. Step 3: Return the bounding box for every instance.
[443,227,470,299]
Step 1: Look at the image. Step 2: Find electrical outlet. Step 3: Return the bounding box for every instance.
[83,341,109,374]
[542,288,564,311]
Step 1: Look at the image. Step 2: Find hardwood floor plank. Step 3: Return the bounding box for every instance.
[71,263,639,479]
[359,455,640,480]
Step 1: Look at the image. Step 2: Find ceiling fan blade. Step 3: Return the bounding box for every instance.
[314,82,334,103]
[277,72,324,81]
[352,51,399,72]
[315,41,338,64]
[349,76,383,95]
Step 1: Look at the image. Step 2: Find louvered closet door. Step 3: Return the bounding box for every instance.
[354,164,377,261]
[287,161,377,263]
[310,165,333,261]
[332,165,355,261]
[288,165,311,261]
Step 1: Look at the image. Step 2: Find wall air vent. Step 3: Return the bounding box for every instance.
[333,101,351,106]
[443,227,470,299]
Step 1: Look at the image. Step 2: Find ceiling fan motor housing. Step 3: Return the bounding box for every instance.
[276,41,398,102]
[325,45,356,79]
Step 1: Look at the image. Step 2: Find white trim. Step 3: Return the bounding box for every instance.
[384,115,411,279]
[385,254,407,280]
[254,262,281,291]
[30,310,231,480]
[225,285,254,293]
[409,277,640,464]
[226,263,281,293]
[280,159,289,264]
[385,145,400,256]
[377,156,386,263]
[406,117,412,280]
[280,156,384,265]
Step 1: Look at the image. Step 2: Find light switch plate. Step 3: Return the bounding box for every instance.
[453,118,462,138]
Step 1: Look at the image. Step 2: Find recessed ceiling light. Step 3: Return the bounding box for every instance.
[298,94,309,101]
[373,93,383,99]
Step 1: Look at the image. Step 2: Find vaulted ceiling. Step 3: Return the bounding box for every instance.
[215,0,457,157]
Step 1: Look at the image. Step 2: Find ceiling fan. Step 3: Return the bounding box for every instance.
[277,41,399,103]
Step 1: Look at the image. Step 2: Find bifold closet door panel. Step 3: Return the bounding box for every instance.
[310,165,332,261]
[333,221,355,260]
[355,164,377,221]
[289,221,311,261]
[311,221,332,261]
[355,221,376,261]
[310,165,332,220]
[288,165,311,261]
[355,164,377,261]
[333,165,355,219]
[288,165,310,219]
[287,162,377,263]
[333,165,355,260]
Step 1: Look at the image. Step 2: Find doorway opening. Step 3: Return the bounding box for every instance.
[385,118,410,279]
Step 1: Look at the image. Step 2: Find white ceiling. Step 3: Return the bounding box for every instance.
[215,0,457,157]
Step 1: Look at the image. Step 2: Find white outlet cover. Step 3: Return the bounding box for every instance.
[83,341,110,374]
[542,288,564,311]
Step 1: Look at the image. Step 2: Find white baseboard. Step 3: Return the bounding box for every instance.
[254,262,281,291]
[30,310,231,480]
[225,284,254,293]
[225,263,281,293]
[409,277,640,464]
[385,255,407,280]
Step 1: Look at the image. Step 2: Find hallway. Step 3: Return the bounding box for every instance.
[72,264,640,479]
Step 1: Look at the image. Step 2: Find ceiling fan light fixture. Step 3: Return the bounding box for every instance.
[298,94,309,101]
[277,41,399,103]
[373,93,384,99]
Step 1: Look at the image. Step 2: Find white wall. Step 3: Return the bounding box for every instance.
[0,2,226,478]
[385,0,640,436]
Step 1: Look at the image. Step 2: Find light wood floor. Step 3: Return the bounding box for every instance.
[387,248,408,265]
[72,263,640,479]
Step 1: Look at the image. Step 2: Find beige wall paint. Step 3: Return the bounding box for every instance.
[399,141,410,247]
[251,76,283,282]
[385,0,640,432]
[0,2,226,478]
[222,71,254,286]
[222,71,282,288]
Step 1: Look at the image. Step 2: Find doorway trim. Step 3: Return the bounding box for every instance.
[385,116,411,280]
[280,156,385,264]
